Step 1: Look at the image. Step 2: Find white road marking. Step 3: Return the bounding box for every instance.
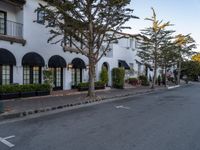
[0,135,15,148]
[167,85,180,89]
[115,105,130,110]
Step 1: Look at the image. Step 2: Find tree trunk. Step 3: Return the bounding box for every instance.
[177,59,182,85]
[87,5,95,98]
[152,61,157,89]
[164,65,167,87]
[88,57,96,97]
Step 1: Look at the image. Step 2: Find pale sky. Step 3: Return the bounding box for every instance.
[124,0,200,51]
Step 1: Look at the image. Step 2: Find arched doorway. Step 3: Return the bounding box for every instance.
[22,52,45,84]
[0,48,16,85]
[71,58,86,88]
[101,62,110,86]
[48,55,66,90]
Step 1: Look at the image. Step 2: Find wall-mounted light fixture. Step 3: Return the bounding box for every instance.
[86,65,90,70]
[67,64,73,70]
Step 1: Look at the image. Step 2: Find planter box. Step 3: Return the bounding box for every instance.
[0,92,20,100]
[95,86,105,90]
[78,86,105,91]
[78,87,89,91]
[36,91,50,96]
[20,91,36,98]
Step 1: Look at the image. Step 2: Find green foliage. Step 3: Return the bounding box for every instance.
[0,84,20,93]
[157,75,161,86]
[43,69,54,89]
[36,0,138,96]
[100,67,109,85]
[112,68,125,89]
[77,81,105,91]
[162,74,166,85]
[0,84,51,94]
[181,61,200,81]
[139,75,149,86]
[128,78,139,85]
[137,8,173,88]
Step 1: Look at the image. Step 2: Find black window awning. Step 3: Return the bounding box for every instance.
[0,48,16,65]
[118,60,130,70]
[48,55,67,68]
[72,58,86,69]
[22,52,45,67]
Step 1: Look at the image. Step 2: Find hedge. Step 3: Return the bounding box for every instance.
[138,75,149,86]
[77,81,105,91]
[112,68,125,89]
[100,67,109,85]
[0,84,51,94]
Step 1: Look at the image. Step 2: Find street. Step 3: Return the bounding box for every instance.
[0,84,200,150]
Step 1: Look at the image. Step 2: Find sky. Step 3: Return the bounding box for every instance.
[124,0,200,51]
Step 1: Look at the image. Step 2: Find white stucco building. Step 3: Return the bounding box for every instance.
[0,0,152,90]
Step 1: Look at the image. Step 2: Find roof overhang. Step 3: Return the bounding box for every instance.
[1,0,26,8]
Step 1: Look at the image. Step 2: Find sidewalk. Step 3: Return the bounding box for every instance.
[0,85,167,120]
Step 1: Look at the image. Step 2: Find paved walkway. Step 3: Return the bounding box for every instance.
[1,86,165,115]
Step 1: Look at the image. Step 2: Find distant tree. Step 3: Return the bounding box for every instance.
[36,0,138,97]
[192,53,200,62]
[137,8,172,89]
[159,31,179,86]
[181,61,200,81]
[174,34,196,84]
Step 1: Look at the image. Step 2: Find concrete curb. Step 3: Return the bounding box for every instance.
[0,88,167,121]
[2,83,191,121]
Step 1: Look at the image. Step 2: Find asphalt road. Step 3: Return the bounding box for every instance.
[0,84,200,150]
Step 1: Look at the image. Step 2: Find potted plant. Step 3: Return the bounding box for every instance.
[43,69,54,92]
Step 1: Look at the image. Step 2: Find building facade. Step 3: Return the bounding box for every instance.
[0,0,151,90]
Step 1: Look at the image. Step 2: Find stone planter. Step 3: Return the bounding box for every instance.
[0,92,20,100]
[20,91,36,98]
[36,91,50,96]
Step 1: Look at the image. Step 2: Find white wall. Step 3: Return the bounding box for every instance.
[0,0,153,89]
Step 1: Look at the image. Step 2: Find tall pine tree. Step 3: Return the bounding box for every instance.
[137,8,172,88]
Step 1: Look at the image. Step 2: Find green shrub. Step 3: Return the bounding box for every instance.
[77,82,89,89]
[0,84,51,94]
[157,75,161,86]
[35,84,51,91]
[162,74,166,85]
[128,78,139,85]
[19,84,36,92]
[77,81,105,91]
[0,84,20,94]
[77,81,105,88]
[100,67,109,85]
[112,68,125,89]
[139,75,149,86]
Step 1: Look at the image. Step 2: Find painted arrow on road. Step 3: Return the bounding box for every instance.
[115,105,130,110]
[0,135,15,148]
